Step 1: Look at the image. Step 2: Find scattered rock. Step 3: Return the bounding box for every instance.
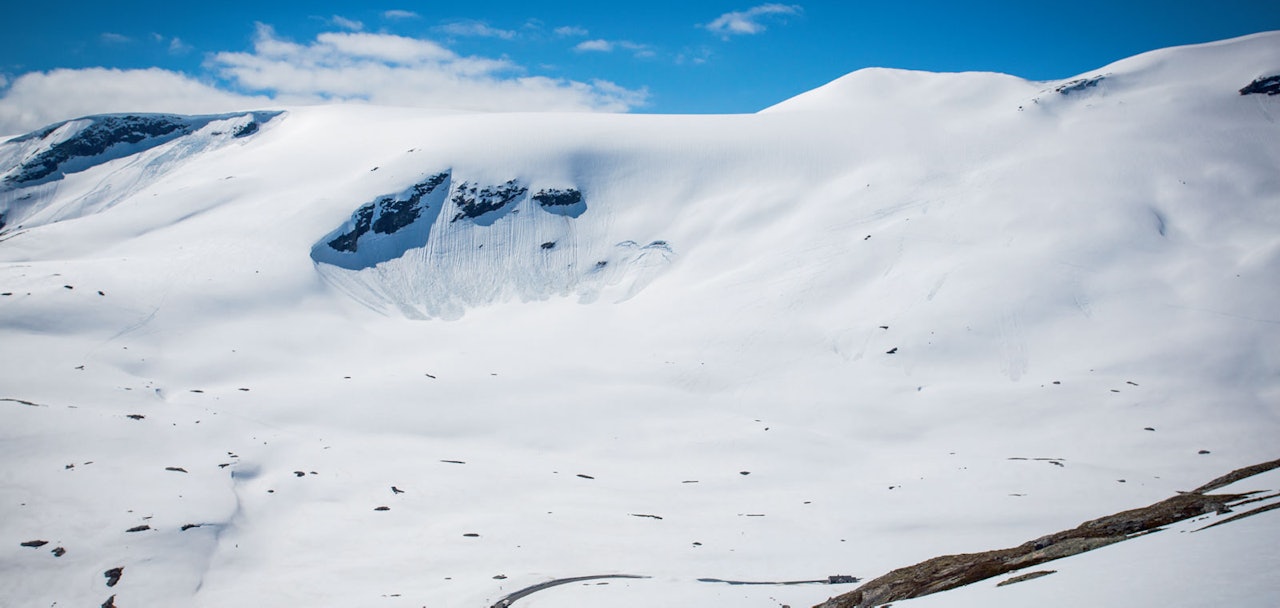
[104,566,124,587]
[181,524,202,531]
[1144,427,1155,431]
[886,347,898,354]
[20,540,48,548]
[630,513,663,520]
[374,506,390,511]
[102,595,117,608]
[464,533,480,538]
[391,486,405,494]
[126,414,145,420]
[739,471,751,476]
[293,471,305,477]
[126,525,150,533]
[440,459,466,464]
[51,547,66,557]
[540,241,556,250]
[577,474,595,479]
[166,467,188,473]
[493,574,507,579]
[1199,450,1211,455]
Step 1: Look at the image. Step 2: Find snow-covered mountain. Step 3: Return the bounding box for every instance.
[2,32,1279,608]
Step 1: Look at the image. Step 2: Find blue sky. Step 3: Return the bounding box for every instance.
[1,1,1278,131]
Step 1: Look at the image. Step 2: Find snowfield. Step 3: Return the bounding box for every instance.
[2,32,1279,607]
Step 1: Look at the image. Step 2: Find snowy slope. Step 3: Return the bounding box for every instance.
[1,32,1279,608]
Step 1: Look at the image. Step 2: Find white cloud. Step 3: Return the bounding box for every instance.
[0,68,271,134]
[436,21,517,40]
[383,9,420,20]
[330,15,364,31]
[575,39,614,52]
[0,25,647,134]
[208,26,644,111]
[100,32,132,44]
[573,39,654,59]
[705,3,802,38]
[554,26,589,37]
[169,37,193,55]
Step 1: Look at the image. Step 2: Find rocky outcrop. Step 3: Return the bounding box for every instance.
[815,458,1280,608]
[1239,74,1280,96]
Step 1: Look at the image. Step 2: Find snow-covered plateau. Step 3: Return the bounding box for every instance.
[2,31,1279,608]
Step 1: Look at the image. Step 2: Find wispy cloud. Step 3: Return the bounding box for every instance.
[436,20,517,40]
[554,26,589,37]
[168,37,193,55]
[383,9,420,20]
[704,4,802,38]
[573,39,654,59]
[330,15,364,31]
[100,32,132,44]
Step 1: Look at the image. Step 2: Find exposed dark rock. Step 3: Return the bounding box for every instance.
[102,595,117,608]
[20,540,48,548]
[1056,75,1105,95]
[463,533,480,537]
[232,121,260,138]
[126,525,151,533]
[327,172,449,252]
[540,241,556,250]
[293,471,305,477]
[451,180,527,222]
[1239,75,1280,96]
[630,513,663,520]
[577,474,595,479]
[532,188,582,208]
[372,172,448,234]
[104,566,124,587]
[6,115,192,185]
[391,486,405,494]
[181,524,202,531]
[328,204,374,253]
[374,506,390,511]
[51,546,66,557]
[126,414,145,420]
[165,467,188,473]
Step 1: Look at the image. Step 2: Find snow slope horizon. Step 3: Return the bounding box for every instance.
[1,32,1279,607]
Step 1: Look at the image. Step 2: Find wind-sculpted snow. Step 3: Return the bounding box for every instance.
[313,174,670,318]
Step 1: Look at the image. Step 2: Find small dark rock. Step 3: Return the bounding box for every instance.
[126,525,151,533]
[293,471,305,477]
[886,347,898,354]
[577,474,595,479]
[102,595,117,608]
[181,524,202,531]
[20,540,48,548]
[104,566,124,587]
[828,575,860,584]
[126,414,145,420]
[463,533,480,537]
[374,506,390,511]
[63,285,73,290]
[1144,427,1155,431]
[51,547,66,557]
[540,241,556,250]
[493,574,507,579]
[1199,450,1211,455]
[739,471,751,476]
[1239,75,1280,96]
[391,486,405,494]
[166,466,188,473]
